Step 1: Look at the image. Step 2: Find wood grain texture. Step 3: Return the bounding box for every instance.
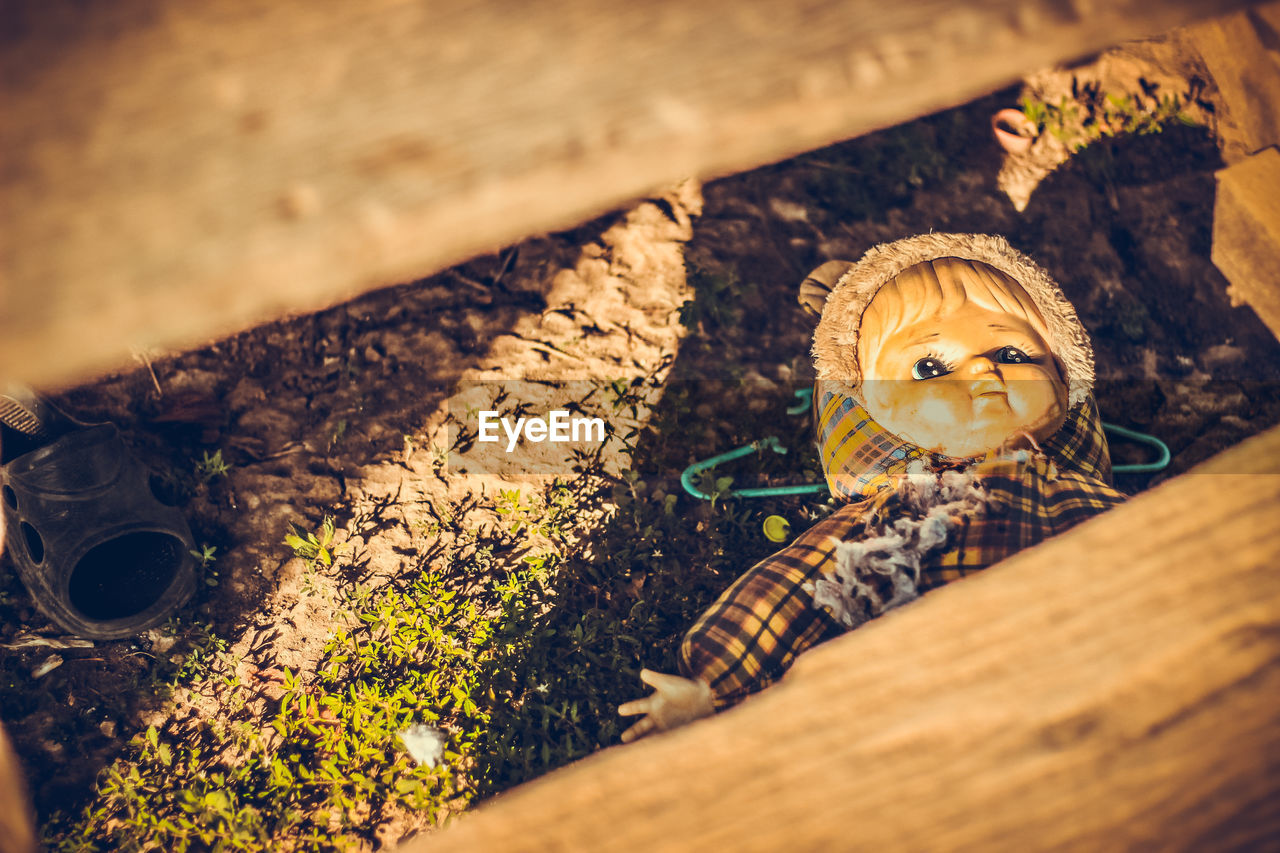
[0,0,1251,388]
[1213,147,1280,342]
[1186,0,1280,163]
[409,424,1280,852]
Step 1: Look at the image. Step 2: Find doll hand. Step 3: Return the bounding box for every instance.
[618,669,715,743]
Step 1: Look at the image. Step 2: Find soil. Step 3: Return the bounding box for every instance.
[4,53,1280,849]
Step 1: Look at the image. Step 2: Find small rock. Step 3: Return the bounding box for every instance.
[99,720,117,739]
[165,368,222,398]
[144,629,178,655]
[741,370,778,393]
[305,478,342,504]
[538,312,577,336]
[769,198,810,223]
[226,378,267,413]
[235,406,295,441]
[1201,343,1245,370]
[1167,354,1197,377]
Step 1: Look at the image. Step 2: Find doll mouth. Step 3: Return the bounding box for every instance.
[970,378,1008,400]
[971,389,1011,410]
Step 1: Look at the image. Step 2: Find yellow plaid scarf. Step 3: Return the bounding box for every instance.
[816,381,1114,499]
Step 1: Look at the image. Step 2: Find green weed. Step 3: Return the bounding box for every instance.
[679,266,750,333]
[794,112,966,221]
[1020,79,1194,155]
[285,516,345,569]
[189,544,218,569]
[193,450,231,483]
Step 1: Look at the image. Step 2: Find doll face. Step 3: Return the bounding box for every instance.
[858,263,1068,458]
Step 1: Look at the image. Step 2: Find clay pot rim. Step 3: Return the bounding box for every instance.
[992,108,1038,154]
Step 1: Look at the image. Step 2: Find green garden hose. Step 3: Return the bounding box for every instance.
[679,388,1171,500]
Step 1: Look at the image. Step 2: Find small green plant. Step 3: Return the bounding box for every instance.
[189,544,220,587]
[695,470,735,508]
[284,515,346,568]
[168,622,234,686]
[193,449,231,483]
[189,544,217,568]
[326,419,348,454]
[679,266,751,333]
[1020,79,1194,155]
[495,488,534,536]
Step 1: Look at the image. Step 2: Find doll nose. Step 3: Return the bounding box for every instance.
[964,356,1000,378]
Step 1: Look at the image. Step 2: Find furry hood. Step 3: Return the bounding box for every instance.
[811,233,1095,408]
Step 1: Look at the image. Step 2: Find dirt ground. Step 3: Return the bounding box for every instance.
[4,43,1280,849]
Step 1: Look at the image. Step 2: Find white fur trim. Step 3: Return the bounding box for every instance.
[811,233,1094,407]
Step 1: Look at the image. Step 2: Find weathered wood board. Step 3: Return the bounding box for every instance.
[1213,146,1280,342]
[1186,0,1280,163]
[0,0,1252,389]
[408,423,1280,851]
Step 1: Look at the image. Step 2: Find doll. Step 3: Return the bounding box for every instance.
[619,233,1127,742]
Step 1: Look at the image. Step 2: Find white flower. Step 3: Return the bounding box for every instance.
[399,723,446,767]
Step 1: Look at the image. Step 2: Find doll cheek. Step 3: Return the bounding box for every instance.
[1006,377,1064,416]
[1003,384,1068,441]
[902,390,971,443]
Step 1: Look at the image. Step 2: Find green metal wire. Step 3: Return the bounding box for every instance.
[785,387,813,415]
[679,436,828,500]
[1102,421,1171,474]
[679,390,1171,500]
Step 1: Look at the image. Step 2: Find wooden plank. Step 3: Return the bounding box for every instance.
[0,0,1251,389]
[0,719,36,853]
[1213,147,1280,342]
[1186,0,1280,163]
[410,423,1280,852]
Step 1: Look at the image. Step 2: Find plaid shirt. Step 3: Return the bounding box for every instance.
[679,386,1127,709]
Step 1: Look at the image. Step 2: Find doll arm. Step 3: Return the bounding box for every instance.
[678,556,846,710]
[618,669,715,743]
[617,502,874,742]
[636,500,870,732]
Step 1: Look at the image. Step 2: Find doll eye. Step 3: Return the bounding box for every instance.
[911,357,951,380]
[996,346,1030,364]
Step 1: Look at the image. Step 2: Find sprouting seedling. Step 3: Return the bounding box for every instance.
[194,449,231,482]
[189,544,220,587]
[430,443,449,473]
[284,515,346,567]
[326,419,348,453]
